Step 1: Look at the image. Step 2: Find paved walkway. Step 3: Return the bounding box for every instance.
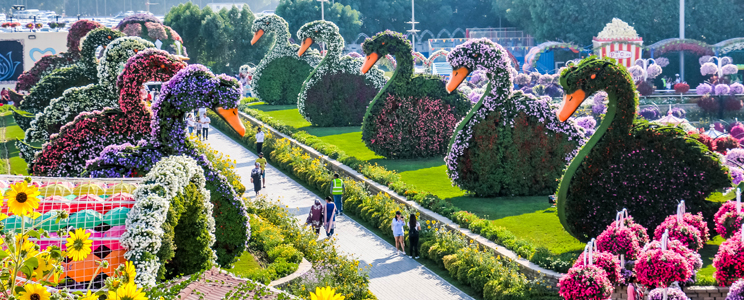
[207,126,473,300]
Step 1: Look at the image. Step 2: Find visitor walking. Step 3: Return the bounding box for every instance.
[186,113,196,135]
[255,152,267,188]
[331,174,344,215]
[408,213,421,259]
[306,199,324,236]
[324,196,337,238]
[250,162,262,196]
[195,113,203,139]
[392,211,405,255]
[200,113,211,140]
[255,127,265,154]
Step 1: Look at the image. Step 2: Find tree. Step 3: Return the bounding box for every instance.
[276,0,362,42]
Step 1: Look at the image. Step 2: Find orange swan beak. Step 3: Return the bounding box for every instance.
[557,89,587,122]
[216,107,246,137]
[361,53,380,74]
[251,29,264,45]
[446,67,469,93]
[298,37,313,57]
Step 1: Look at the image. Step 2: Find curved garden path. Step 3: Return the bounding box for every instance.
[207,126,473,300]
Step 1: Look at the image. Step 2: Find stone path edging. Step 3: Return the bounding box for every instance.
[236,111,563,287]
[269,258,312,288]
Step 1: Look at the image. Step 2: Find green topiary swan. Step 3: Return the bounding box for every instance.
[555,57,731,242]
[359,30,472,159]
[296,21,386,127]
[250,14,321,105]
[443,39,585,197]
[21,37,155,158]
[14,27,125,130]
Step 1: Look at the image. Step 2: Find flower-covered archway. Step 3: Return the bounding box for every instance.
[523,41,580,72]
[647,38,714,57]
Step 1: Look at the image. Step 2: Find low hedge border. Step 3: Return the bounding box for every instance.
[207,108,566,288]
[242,214,304,284]
[234,103,576,274]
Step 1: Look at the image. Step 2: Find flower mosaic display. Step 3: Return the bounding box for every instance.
[297,21,386,127]
[250,15,321,105]
[114,14,185,56]
[443,38,585,197]
[360,30,471,158]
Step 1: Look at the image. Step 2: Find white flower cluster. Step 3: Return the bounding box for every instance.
[122,155,215,286]
[24,37,155,146]
[597,18,639,39]
[296,21,385,118]
[251,15,321,102]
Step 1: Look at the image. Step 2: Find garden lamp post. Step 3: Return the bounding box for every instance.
[406,0,419,52]
[679,0,685,82]
[316,0,329,21]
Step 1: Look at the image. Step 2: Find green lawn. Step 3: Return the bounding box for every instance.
[1,113,28,175]
[249,104,585,255]
[226,250,263,278]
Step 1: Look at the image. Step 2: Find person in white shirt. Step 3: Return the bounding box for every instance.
[195,113,203,139]
[255,127,265,154]
[200,114,211,140]
[186,113,196,135]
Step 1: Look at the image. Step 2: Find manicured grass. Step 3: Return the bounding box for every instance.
[227,250,263,278]
[249,104,585,255]
[1,113,28,175]
[697,236,724,284]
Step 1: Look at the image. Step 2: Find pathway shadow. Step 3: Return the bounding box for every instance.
[367,256,421,280]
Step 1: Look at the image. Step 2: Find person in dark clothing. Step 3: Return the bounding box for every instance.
[250,162,262,195]
[324,196,337,237]
[408,213,421,259]
[306,199,325,236]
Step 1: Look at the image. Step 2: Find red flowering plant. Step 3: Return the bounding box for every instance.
[572,251,623,284]
[558,265,614,300]
[644,239,703,271]
[114,14,185,55]
[635,247,692,288]
[608,215,650,245]
[674,83,690,94]
[715,200,744,239]
[654,216,705,251]
[713,229,744,286]
[596,225,641,260]
[715,136,741,155]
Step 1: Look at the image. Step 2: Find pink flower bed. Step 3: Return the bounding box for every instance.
[596,225,641,260]
[714,230,744,286]
[715,201,744,239]
[559,265,614,300]
[572,251,623,284]
[654,216,705,251]
[635,248,692,288]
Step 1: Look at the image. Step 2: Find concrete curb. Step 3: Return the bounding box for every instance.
[269,258,312,288]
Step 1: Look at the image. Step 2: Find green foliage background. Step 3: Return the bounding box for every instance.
[254,56,314,105]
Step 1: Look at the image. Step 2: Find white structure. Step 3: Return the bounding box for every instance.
[206,3,248,11]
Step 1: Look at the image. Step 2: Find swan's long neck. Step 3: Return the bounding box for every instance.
[389,41,413,83]
[555,71,637,233]
[270,25,294,52]
[150,101,189,154]
[316,34,345,65]
[478,64,513,110]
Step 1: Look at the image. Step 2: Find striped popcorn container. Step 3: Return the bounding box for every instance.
[593,37,644,68]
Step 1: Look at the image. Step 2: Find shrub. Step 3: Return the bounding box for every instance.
[715,136,740,154]
[674,83,690,94]
[447,93,584,196]
[301,72,381,126]
[254,56,314,105]
[162,182,214,279]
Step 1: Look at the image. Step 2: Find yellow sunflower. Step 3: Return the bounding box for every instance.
[18,239,39,259]
[5,182,40,216]
[18,283,50,300]
[107,282,147,300]
[79,291,98,300]
[65,228,92,261]
[32,253,60,283]
[122,261,136,284]
[310,286,345,300]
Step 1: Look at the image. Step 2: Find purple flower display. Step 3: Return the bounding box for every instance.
[726,148,744,169]
[670,107,686,119]
[538,74,553,86]
[697,83,713,95]
[715,84,731,95]
[514,74,530,86]
[731,83,744,95]
[701,62,718,76]
[639,106,661,121]
[347,52,363,58]
[576,116,597,136]
[529,72,541,83]
[467,91,483,104]
[727,280,744,300]
[648,287,690,300]
[656,57,670,68]
[469,69,488,86]
[593,92,608,115]
[545,84,564,98]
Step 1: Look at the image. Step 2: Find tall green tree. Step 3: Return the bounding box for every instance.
[275,0,361,42]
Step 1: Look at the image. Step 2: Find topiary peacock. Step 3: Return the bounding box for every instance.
[250,14,321,105]
[21,36,155,155]
[443,38,585,197]
[297,21,386,127]
[555,56,731,242]
[28,49,186,177]
[84,64,249,269]
[14,27,125,131]
[359,30,471,158]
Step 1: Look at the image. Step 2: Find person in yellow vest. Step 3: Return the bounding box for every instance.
[331,174,345,215]
[256,152,267,188]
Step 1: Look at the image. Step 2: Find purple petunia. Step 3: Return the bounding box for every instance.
[715,84,731,95]
[593,92,607,115]
[648,287,690,300]
[727,279,744,300]
[697,83,713,95]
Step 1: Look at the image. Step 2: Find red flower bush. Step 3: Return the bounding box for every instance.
[645,239,702,271]
[674,83,690,94]
[689,131,717,152]
[654,216,705,251]
[636,248,692,288]
[698,95,720,113]
[609,216,650,245]
[726,96,744,111]
[559,265,614,300]
[713,230,744,286]
[596,225,641,260]
[715,201,744,239]
[715,136,740,155]
[367,94,460,158]
[572,251,623,284]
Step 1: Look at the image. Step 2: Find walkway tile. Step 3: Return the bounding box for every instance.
[206,127,474,300]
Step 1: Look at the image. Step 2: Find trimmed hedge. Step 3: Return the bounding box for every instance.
[361,30,471,158]
[254,56,314,105]
[556,57,730,242]
[302,72,380,126]
[210,109,575,274]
